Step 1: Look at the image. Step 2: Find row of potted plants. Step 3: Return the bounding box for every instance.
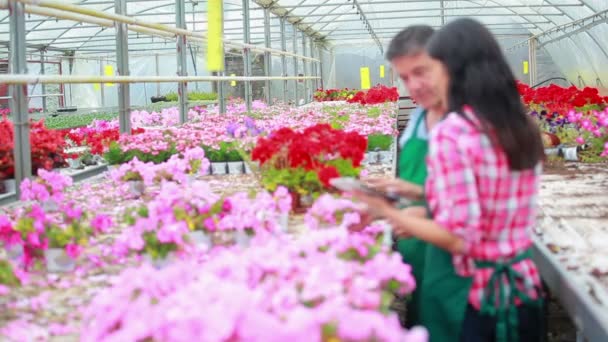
[518,82,608,161]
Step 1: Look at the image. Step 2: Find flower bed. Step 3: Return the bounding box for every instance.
[0,149,423,340]
[517,82,608,161]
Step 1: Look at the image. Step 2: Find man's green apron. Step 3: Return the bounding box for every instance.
[394,111,429,327]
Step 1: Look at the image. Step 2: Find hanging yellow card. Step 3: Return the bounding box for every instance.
[380,65,385,78]
[360,67,371,90]
[207,0,224,71]
[523,61,529,75]
[230,73,236,87]
[104,65,115,87]
[93,84,100,91]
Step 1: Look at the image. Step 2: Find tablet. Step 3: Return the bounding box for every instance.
[330,177,402,204]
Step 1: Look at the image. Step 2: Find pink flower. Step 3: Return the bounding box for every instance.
[65,243,83,259]
[91,214,113,234]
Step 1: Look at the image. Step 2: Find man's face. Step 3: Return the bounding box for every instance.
[391,51,443,110]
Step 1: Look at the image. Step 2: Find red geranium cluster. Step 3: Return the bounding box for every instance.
[63,126,145,155]
[0,115,68,180]
[347,85,399,105]
[517,81,608,117]
[251,124,367,187]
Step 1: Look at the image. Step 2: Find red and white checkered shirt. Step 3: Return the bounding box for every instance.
[425,108,542,310]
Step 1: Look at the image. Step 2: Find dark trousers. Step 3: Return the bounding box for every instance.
[460,304,545,342]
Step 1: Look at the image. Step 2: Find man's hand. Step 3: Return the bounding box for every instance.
[365,178,424,201]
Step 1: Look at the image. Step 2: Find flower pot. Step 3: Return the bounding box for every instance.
[290,192,313,214]
[188,231,211,248]
[211,162,227,175]
[67,158,84,170]
[378,151,392,164]
[5,243,23,262]
[227,161,244,175]
[1,179,16,194]
[279,212,289,233]
[43,199,60,213]
[244,161,259,174]
[209,230,235,246]
[367,152,380,165]
[128,180,145,197]
[143,252,175,269]
[45,248,76,273]
[235,230,251,247]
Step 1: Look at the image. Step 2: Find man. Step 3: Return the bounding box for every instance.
[365,25,447,329]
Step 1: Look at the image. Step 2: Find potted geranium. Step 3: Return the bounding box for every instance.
[204,146,227,175]
[251,124,367,212]
[224,143,244,175]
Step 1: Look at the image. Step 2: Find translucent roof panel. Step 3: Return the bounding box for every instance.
[0,0,607,86]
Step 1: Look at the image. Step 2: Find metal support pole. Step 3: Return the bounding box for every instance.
[176,0,188,124]
[280,17,287,104]
[40,49,47,112]
[309,37,315,92]
[99,59,105,108]
[263,7,271,105]
[9,0,31,197]
[292,25,299,106]
[242,0,252,112]
[155,53,160,96]
[115,0,131,134]
[317,45,324,90]
[301,32,308,104]
[440,0,446,25]
[529,37,538,86]
[218,1,226,114]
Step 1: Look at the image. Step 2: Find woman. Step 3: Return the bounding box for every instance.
[355,18,545,342]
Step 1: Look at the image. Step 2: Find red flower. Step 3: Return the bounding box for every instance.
[318,165,340,187]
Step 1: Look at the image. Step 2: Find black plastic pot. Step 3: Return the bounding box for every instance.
[151,96,167,103]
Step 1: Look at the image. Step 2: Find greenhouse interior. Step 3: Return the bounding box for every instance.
[0,0,607,340]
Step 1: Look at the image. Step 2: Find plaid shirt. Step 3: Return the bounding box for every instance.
[425,109,542,310]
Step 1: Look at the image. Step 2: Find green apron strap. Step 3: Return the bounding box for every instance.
[475,248,542,342]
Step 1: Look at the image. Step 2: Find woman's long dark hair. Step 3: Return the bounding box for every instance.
[427,18,544,170]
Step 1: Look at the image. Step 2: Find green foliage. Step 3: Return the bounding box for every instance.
[366,106,382,118]
[163,91,218,102]
[367,134,392,151]
[165,92,179,102]
[43,112,118,130]
[104,141,179,165]
[142,231,177,260]
[260,167,322,196]
[203,145,225,162]
[579,134,608,163]
[0,260,19,287]
[219,141,243,162]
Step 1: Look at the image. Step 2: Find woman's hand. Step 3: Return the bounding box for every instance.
[365,178,424,201]
[390,206,427,238]
[351,191,394,220]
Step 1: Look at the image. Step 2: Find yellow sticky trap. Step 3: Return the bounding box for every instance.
[360,67,371,90]
[93,84,100,91]
[207,0,224,71]
[523,61,529,75]
[230,73,236,87]
[380,65,385,78]
[104,65,115,87]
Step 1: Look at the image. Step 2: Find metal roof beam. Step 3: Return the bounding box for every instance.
[278,0,584,9]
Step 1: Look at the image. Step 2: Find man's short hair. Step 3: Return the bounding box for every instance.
[385,25,435,61]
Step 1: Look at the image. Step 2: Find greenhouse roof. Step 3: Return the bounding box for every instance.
[0,0,607,85]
